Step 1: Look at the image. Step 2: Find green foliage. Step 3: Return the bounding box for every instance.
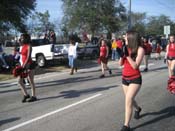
[0,0,36,32]
[27,10,55,36]
[61,0,127,35]
[130,12,146,35]
[146,15,173,35]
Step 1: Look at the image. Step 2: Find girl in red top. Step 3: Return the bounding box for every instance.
[99,39,112,78]
[118,31,144,131]
[155,42,162,60]
[19,33,37,103]
[165,34,175,77]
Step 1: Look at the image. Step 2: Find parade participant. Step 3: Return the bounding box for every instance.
[164,34,175,77]
[99,39,112,78]
[155,42,162,60]
[18,33,37,103]
[143,37,152,72]
[68,35,78,75]
[117,31,144,131]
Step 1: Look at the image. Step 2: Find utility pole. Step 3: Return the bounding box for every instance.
[128,0,132,30]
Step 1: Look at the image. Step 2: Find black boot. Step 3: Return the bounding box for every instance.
[134,107,142,119]
[120,125,130,131]
[109,69,112,75]
[28,96,37,102]
[99,74,105,78]
[143,68,148,72]
[22,94,30,103]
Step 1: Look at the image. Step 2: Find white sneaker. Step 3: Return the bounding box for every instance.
[25,82,30,86]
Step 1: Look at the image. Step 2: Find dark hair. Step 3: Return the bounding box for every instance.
[126,30,142,60]
[20,33,31,44]
[143,36,148,43]
[69,34,75,44]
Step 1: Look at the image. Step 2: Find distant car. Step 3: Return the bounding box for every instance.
[31,39,69,67]
[77,42,99,59]
[3,41,20,55]
[4,41,14,47]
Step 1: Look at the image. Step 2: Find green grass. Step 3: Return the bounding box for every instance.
[0,59,97,82]
[0,74,14,81]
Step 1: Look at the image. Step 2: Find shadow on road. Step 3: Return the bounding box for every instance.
[39,85,118,100]
[141,66,167,73]
[132,106,175,130]
[0,72,119,94]
[0,117,20,126]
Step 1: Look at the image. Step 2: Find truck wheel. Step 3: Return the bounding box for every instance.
[37,55,46,67]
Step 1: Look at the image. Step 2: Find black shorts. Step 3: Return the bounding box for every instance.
[25,62,36,70]
[122,76,142,86]
[167,56,175,61]
[100,57,108,64]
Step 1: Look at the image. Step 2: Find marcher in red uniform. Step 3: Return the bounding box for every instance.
[143,37,152,72]
[165,35,175,77]
[18,33,37,103]
[164,34,175,94]
[117,31,145,131]
[99,39,112,78]
[155,42,162,60]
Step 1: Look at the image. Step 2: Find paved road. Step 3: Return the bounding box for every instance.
[0,58,174,131]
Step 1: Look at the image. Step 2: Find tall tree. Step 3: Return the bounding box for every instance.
[130,12,147,36]
[27,10,55,36]
[146,15,173,35]
[61,0,126,35]
[0,0,36,32]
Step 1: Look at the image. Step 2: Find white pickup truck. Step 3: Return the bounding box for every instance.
[31,39,69,67]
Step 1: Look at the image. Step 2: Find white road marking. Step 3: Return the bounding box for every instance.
[2,93,102,131]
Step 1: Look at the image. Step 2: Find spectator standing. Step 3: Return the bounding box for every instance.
[111,38,117,60]
[68,35,78,75]
[49,31,56,44]
[0,43,9,69]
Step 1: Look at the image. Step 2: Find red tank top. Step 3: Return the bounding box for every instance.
[143,42,152,55]
[168,43,175,57]
[100,45,107,57]
[122,48,141,80]
[21,44,32,65]
[116,40,123,49]
[156,45,161,53]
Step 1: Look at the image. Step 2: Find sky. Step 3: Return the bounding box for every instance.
[36,0,175,22]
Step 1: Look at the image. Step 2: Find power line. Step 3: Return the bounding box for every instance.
[155,0,174,11]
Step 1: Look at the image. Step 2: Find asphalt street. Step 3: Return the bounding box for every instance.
[0,57,174,131]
